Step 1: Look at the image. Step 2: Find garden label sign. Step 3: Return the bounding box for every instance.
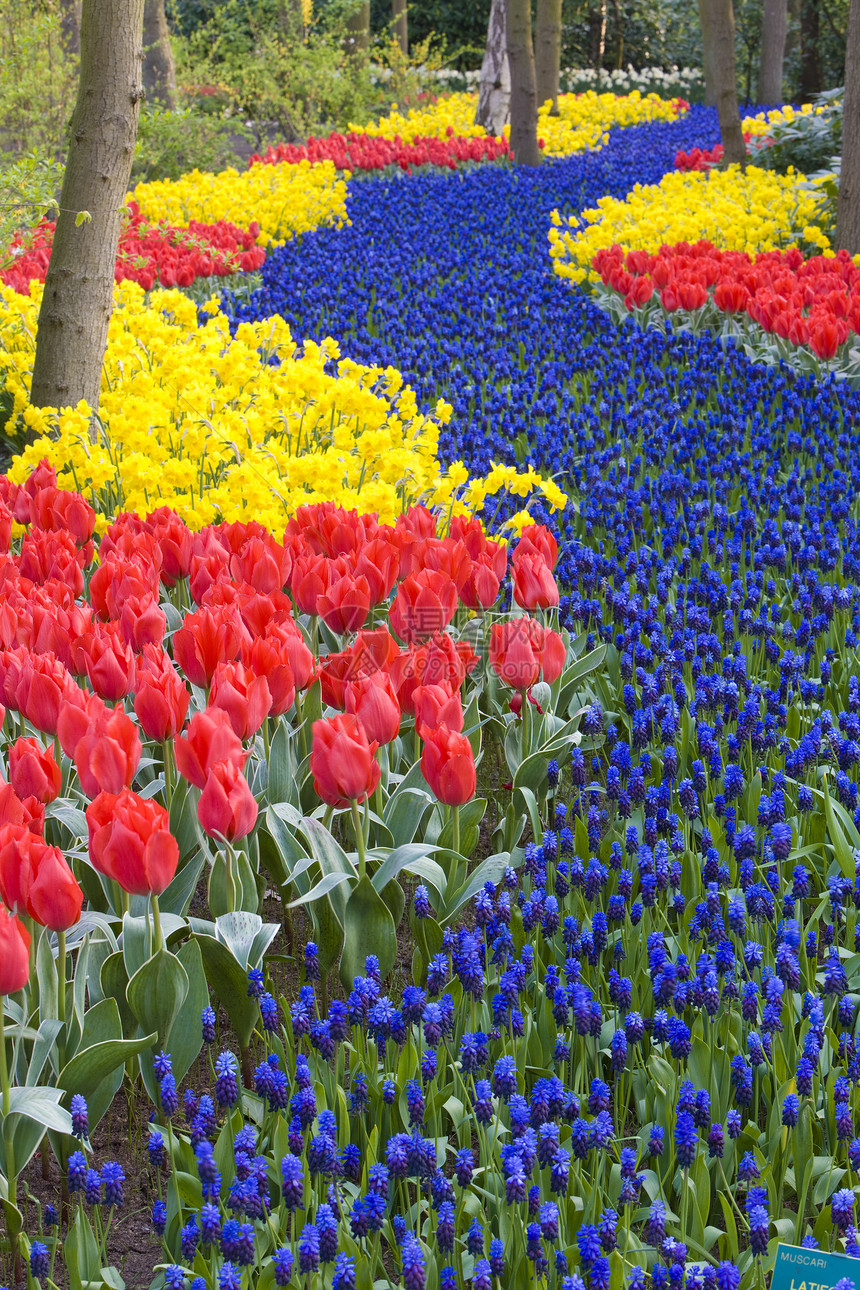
[772,1244,860,1290]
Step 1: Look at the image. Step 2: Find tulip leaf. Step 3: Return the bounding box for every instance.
[195,932,260,1048]
[311,893,345,977]
[157,847,206,917]
[165,938,209,1083]
[120,913,152,979]
[267,715,298,807]
[370,842,442,894]
[339,874,397,990]
[126,947,189,1046]
[215,911,277,968]
[384,761,434,846]
[59,1031,158,1110]
[285,869,355,908]
[99,952,137,1038]
[439,853,515,922]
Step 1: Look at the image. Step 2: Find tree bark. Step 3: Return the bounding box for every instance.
[698,0,717,105]
[758,0,788,101]
[30,0,145,415]
[476,0,510,136]
[590,0,607,78]
[59,0,81,55]
[710,0,747,166]
[836,0,860,251]
[507,0,541,165]
[799,0,822,96]
[393,0,407,55]
[610,0,623,69]
[345,1,370,54]
[142,0,176,109]
[535,0,562,114]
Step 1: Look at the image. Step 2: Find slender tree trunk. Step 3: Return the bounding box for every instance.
[59,0,81,55]
[698,0,717,105]
[30,0,145,415]
[590,0,607,79]
[711,0,747,165]
[142,0,176,109]
[507,0,541,165]
[836,0,860,251]
[535,0,562,114]
[610,0,623,68]
[799,0,822,96]
[758,0,788,101]
[785,0,801,71]
[476,0,510,135]
[393,0,407,55]
[345,0,370,53]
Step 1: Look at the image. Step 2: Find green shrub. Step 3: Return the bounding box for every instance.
[132,104,251,183]
[0,0,77,161]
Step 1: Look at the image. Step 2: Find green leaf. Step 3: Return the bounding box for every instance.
[59,1032,158,1108]
[74,209,92,226]
[166,939,209,1083]
[158,848,205,917]
[339,874,397,990]
[267,715,297,806]
[195,933,260,1048]
[126,947,189,1045]
[99,953,137,1038]
[370,842,442,894]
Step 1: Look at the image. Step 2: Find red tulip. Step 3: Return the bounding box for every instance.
[134,644,190,742]
[489,619,566,691]
[422,630,475,693]
[73,624,135,701]
[0,903,30,994]
[310,714,380,807]
[345,672,402,745]
[119,592,167,651]
[148,507,193,586]
[385,644,428,714]
[8,737,61,804]
[355,537,401,603]
[421,724,476,805]
[29,485,95,543]
[318,573,372,636]
[0,782,45,835]
[389,569,458,644]
[172,605,245,687]
[89,555,159,620]
[460,558,502,610]
[174,707,247,789]
[209,660,272,740]
[15,652,73,735]
[243,635,295,716]
[413,683,464,740]
[230,534,292,595]
[0,826,82,930]
[87,789,179,895]
[67,701,141,798]
[197,760,258,841]
[512,550,559,611]
[291,552,332,617]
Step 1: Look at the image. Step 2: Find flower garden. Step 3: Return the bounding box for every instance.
[2,85,860,1290]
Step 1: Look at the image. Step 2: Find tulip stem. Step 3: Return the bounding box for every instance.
[57,929,66,1069]
[162,740,174,811]
[263,716,271,763]
[151,895,165,955]
[452,804,461,857]
[350,799,366,882]
[0,1003,9,1118]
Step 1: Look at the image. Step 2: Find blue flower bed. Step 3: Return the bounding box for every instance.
[143,109,860,1286]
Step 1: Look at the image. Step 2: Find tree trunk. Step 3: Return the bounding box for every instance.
[476,0,510,136]
[799,0,822,96]
[142,0,176,109]
[836,0,860,252]
[590,0,607,79]
[610,0,623,68]
[698,0,717,105]
[535,0,562,114]
[30,0,145,415]
[758,0,788,101]
[711,0,747,165]
[59,0,81,55]
[345,1,370,54]
[507,0,541,165]
[393,0,407,55]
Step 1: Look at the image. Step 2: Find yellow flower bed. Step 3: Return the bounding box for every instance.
[548,164,829,283]
[742,100,833,137]
[349,91,485,143]
[352,89,685,156]
[130,158,349,247]
[0,282,565,532]
[530,90,685,158]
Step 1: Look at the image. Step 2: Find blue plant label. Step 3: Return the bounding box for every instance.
[772,1244,860,1290]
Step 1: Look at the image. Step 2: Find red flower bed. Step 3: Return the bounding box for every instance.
[251,131,512,174]
[593,241,860,360]
[2,202,266,295]
[675,132,760,171]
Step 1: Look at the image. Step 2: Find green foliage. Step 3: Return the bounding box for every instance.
[132,104,251,183]
[0,153,63,269]
[0,0,77,160]
[750,88,843,177]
